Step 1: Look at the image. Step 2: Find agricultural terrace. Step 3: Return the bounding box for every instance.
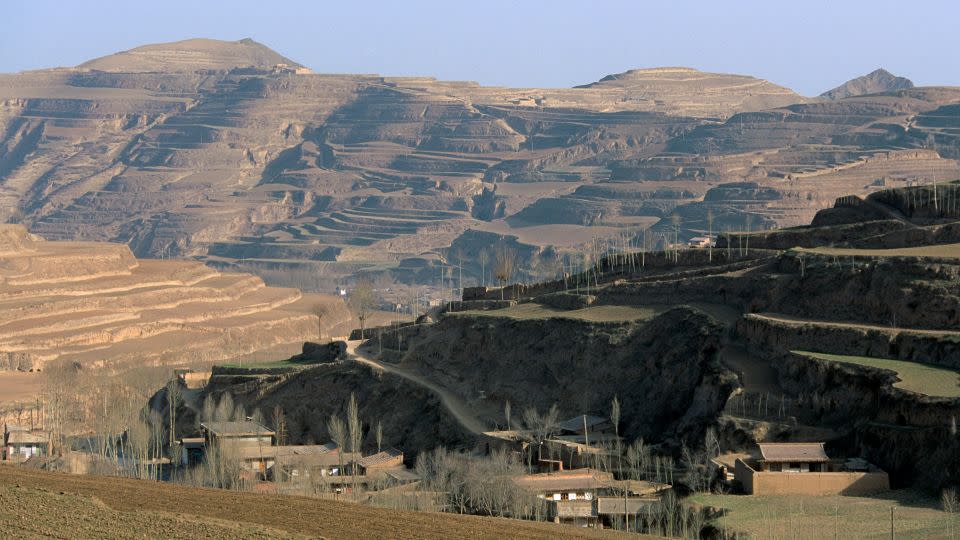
[795,351,960,398]
[794,243,960,259]
[453,304,663,323]
[691,492,960,540]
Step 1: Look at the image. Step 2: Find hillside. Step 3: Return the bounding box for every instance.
[0,224,350,375]
[77,37,306,72]
[1,38,958,292]
[0,465,638,539]
[262,183,960,495]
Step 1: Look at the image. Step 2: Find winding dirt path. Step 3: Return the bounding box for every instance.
[345,341,489,436]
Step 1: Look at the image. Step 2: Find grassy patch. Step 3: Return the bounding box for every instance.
[794,350,960,398]
[795,243,960,259]
[691,492,960,540]
[454,303,662,322]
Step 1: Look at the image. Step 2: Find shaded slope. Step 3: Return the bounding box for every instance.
[820,68,914,100]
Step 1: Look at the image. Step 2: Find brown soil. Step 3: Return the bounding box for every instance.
[0,465,640,540]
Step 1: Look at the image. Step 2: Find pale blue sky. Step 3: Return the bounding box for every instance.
[2,0,958,96]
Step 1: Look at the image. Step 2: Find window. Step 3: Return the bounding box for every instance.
[568,492,577,501]
[789,462,800,469]
[769,463,782,472]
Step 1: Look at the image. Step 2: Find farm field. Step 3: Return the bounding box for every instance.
[0,371,41,407]
[795,350,960,398]
[796,243,960,259]
[455,303,663,322]
[0,465,639,540]
[691,492,960,539]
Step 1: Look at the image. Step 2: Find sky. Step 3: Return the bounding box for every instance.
[2,0,958,96]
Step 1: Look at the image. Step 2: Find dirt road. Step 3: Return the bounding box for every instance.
[346,341,489,436]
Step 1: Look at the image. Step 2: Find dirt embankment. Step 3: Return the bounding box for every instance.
[767,352,960,490]
[397,307,736,446]
[202,362,475,456]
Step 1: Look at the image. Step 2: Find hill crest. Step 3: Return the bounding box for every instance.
[77,37,305,72]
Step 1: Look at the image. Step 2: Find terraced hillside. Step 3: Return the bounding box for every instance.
[339,183,959,493]
[2,39,958,290]
[0,224,350,374]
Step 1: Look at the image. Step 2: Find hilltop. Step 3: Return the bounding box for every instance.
[819,68,914,100]
[77,37,307,72]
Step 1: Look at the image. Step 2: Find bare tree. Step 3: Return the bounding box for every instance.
[347,393,362,498]
[478,249,490,287]
[504,400,512,431]
[493,245,516,301]
[521,404,559,468]
[328,413,347,486]
[349,278,377,340]
[310,303,329,342]
[375,420,383,453]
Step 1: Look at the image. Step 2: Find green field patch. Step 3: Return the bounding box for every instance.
[454,303,662,322]
[795,243,960,259]
[691,492,960,540]
[794,350,960,398]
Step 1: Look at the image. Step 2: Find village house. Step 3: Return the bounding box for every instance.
[200,421,275,446]
[3,424,50,462]
[734,442,889,495]
[687,236,714,248]
[514,468,670,528]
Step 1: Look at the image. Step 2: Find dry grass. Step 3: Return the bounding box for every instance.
[455,303,661,322]
[0,371,41,407]
[691,492,960,539]
[795,350,960,398]
[0,465,641,540]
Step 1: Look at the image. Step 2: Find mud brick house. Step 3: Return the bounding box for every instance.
[200,421,275,446]
[3,424,49,462]
[734,442,889,495]
[514,468,670,527]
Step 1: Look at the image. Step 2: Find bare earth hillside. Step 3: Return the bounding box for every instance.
[1,38,958,290]
[0,224,350,374]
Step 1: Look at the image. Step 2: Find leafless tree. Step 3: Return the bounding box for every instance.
[521,404,559,468]
[347,393,362,498]
[375,420,383,453]
[504,400,512,431]
[349,278,377,340]
[310,303,329,342]
[328,413,347,484]
[478,248,490,287]
[493,245,516,301]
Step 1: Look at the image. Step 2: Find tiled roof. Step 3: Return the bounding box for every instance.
[200,421,274,437]
[758,442,828,462]
[514,468,614,492]
[358,449,403,468]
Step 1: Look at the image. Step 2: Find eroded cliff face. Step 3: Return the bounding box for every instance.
[770,352,960,490]
[202,363,474,456]
[397,307,736,446]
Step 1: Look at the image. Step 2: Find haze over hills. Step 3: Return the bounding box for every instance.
[0,38,957,291]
